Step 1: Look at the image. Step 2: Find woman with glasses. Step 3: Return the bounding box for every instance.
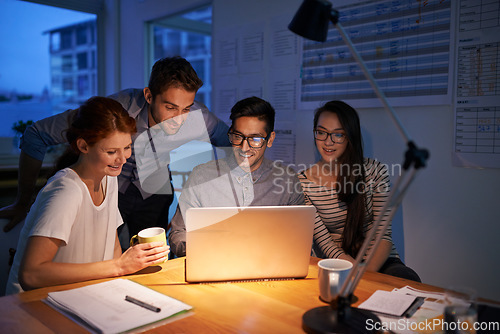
[298,101,420,281]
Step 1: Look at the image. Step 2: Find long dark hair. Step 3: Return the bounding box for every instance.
[54,97,137,171]
[314,101,366,257]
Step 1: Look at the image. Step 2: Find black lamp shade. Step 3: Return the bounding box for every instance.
[288,0,333,42]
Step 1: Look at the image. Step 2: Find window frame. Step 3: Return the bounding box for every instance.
[144,3,212,108]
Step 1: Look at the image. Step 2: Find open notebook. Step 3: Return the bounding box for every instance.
[185,205,315,283]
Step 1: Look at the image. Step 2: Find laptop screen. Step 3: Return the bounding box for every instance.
[185,205,315,282]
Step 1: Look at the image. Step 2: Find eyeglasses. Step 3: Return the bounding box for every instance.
[314,129,347,144]
[228,131,270,148]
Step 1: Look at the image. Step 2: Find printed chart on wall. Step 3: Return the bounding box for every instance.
[213,13,301,165]
[297,0,453,109]
[453,0,500,168]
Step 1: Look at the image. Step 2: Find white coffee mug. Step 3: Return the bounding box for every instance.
[318,259,353,303]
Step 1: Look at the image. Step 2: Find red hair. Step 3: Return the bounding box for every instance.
[55,97,136,171]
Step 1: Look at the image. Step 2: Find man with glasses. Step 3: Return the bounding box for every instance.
[168,96,304,257]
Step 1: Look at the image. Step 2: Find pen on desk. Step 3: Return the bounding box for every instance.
[125,295,161,313]
[404,297,425,318]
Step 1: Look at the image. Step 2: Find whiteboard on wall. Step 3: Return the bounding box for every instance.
[297,0,454,110]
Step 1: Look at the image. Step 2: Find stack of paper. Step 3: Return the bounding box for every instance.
[358,289,418,317]
[358,286,450,334]
[45,278,192,334]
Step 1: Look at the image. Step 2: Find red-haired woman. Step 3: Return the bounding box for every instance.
[6,97,169,294]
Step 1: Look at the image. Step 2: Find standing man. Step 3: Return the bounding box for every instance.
[0,57,230,242]
[168,96,304,257]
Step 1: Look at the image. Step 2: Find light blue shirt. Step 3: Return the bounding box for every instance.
[168,154,305,256]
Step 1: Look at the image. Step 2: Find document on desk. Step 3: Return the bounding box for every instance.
[44,278,192,334]
[358,290,417,317]
[361,286,448,334]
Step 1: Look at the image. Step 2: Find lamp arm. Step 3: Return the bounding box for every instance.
[331,17,411,144]
[339,166,420,299]
[292,4,432,330]
[329,13,430,300]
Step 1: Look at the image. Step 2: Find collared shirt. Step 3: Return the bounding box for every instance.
[168,155,305,257]
[21,89,230,199]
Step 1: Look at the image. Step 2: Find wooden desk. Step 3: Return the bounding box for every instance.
[0,257,442,333]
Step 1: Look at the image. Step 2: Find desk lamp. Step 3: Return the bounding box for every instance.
[288,0,430,333]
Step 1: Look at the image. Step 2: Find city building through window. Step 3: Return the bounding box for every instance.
[0,0,95,157]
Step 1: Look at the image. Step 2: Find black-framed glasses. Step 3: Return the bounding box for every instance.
[313,129,346,144]
[228,131,270,148]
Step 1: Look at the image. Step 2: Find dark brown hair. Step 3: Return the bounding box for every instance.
[55,96,136,171]
[148,56,203,98]
[314,101,366,257]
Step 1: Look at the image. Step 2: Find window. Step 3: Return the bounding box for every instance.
[0,1,96,144]
[63,77,74,92]
[154,30,181,56]
[78,75,90,96]
[62,55,73,72]
[60,30,73,50]
[147,5,212,109]
[62,77,75,101]
[76,26,87,45]
[190,59,206,88]
[49,20,97,105]
[51,32,61,52]
[77,52,88,70]
[187,34,206,53]
[91,50,96,69]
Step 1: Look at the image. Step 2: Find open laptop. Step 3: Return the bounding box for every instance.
[185,205,315,283]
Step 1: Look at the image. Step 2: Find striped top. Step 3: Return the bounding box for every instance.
[298,158,399,259]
